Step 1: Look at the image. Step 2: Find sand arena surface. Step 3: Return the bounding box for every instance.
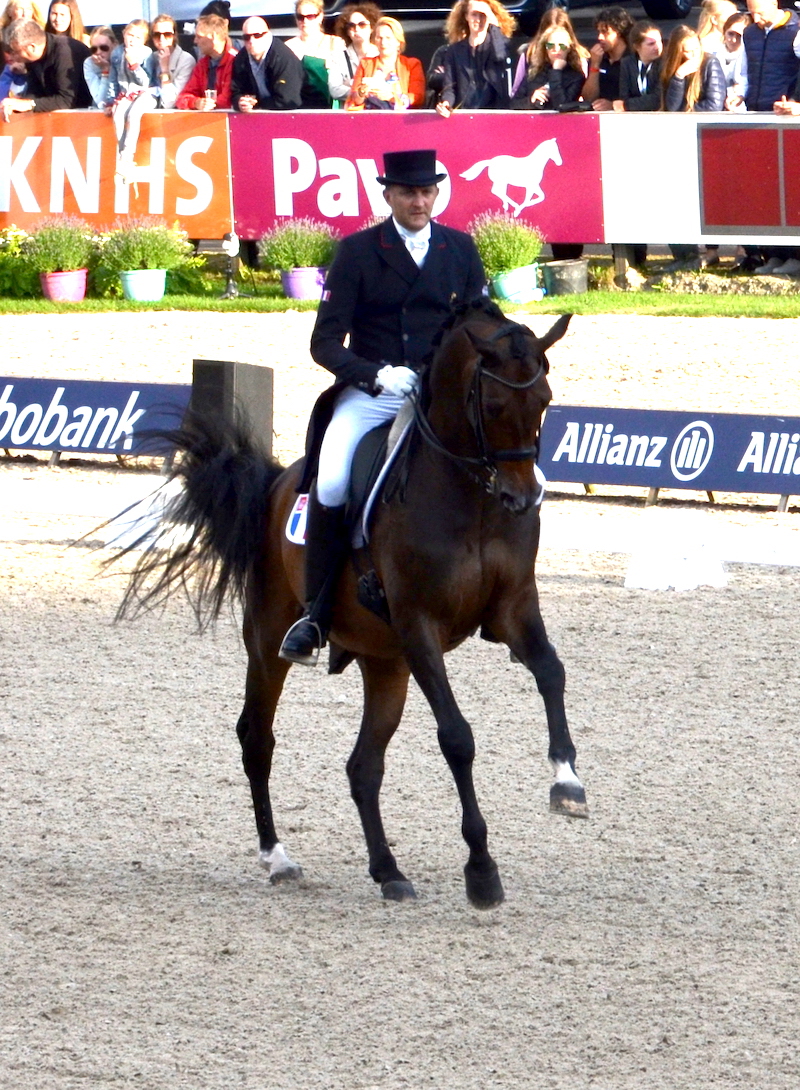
[1,313,800,1088]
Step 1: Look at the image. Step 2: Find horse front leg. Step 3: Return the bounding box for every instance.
[499,602,588,819]
[348,655,415,902]
[398,623,504,909]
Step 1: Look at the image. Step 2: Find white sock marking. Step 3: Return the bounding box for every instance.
[551,759,582,787]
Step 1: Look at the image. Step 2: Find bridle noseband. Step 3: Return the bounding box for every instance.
[410,320,546,493]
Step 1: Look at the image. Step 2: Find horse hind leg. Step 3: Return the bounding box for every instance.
[238,598,305,884]
[348,656,416,902]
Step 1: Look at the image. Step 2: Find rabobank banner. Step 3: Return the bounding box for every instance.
[540,406,800,496]
[0,378,191,455]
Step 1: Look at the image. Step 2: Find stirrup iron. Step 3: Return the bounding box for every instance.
[278,615,324,666]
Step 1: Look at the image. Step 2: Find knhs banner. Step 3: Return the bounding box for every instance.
[0,377,190,454]
[540,406,800,496]
[0,111,232,235]
[229,111,603,242]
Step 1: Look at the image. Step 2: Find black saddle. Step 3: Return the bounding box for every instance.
[347,422,391,529]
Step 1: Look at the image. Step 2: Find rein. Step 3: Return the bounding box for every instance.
[409,320,545,493]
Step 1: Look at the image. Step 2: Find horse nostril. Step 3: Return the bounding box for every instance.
[500,491,531,514]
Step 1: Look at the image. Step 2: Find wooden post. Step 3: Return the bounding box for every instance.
[191,359,274,457]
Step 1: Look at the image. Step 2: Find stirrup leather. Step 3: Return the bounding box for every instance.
[278,615,325,666]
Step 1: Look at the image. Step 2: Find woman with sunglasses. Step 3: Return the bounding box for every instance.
[144,13,195,108]
[287,0,343,106]
[287,0,339,59]
[328,1,379,105]
[82,24,116,107]
[511,20,586,109]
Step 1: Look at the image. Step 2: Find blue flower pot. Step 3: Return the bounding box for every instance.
[120,268,167,302]
[491,263,544,305]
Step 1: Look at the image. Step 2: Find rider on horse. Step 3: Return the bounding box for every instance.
[278,148,487,666]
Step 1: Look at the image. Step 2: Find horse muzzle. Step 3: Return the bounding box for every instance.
[495,463,546,514]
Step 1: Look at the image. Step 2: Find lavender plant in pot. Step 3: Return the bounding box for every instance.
[258,218,340,300]
[23,217,94,302]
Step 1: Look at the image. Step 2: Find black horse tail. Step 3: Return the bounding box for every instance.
[113,411,286,627]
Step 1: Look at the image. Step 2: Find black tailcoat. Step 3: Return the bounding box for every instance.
[299,217,486,490]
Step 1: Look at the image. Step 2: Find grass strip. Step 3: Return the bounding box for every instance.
[0,291,798,319]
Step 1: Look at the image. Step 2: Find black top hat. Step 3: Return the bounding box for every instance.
[376,149,447,187]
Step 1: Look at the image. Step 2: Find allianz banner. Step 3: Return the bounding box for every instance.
[0,378,190,454]
[540,406,800,495]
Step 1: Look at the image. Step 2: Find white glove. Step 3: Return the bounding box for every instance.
[375,365,418,398]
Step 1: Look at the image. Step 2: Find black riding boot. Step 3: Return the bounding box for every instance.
[278,493,348,666]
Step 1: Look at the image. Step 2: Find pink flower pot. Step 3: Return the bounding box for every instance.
[40,268,88,302]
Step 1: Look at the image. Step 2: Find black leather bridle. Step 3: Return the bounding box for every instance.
[410,320,546,493]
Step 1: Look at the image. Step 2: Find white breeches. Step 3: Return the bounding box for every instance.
[316,386,404,507]
[113,89,157,157]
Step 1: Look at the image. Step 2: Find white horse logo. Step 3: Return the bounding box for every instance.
[460,137,563,218]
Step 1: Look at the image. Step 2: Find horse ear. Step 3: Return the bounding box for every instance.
[538,313,572,352]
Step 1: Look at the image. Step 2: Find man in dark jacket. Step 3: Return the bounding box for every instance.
[280,149,486,665]
[743,0,800,111]
[1,20,89,119]
[231,16,303,110]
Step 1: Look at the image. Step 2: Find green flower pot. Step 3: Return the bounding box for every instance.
[120,268,167,302]
[491,263,544,305]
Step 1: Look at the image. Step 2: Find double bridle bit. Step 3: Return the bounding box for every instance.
[410,320,545,493]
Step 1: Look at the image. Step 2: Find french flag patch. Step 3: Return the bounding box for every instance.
[286,493,309,544]
[321,289,331,302]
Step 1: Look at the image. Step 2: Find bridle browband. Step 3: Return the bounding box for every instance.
[409,319,546,493]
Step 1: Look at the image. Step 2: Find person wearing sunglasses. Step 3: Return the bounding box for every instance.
[231,15,303,111]
[287,0,343,106]
[82,23,115,107]
[287,0,339,60]
[144,14,195,109]
[511,24,585,110]
[328,1,379,104]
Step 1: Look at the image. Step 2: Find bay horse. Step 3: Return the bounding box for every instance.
[118,300,587,908]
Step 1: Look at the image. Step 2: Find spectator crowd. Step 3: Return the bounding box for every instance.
[1,0,799,272]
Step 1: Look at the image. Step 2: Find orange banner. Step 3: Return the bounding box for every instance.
[0,109,232,235]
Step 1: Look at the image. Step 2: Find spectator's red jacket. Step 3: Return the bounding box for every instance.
[176,48,236,109]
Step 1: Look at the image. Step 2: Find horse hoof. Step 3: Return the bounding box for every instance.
[260,844,304,884]
[269,863,304,884]
[381,879,417,902]
[550,782,589,819]
[464,861,505,910]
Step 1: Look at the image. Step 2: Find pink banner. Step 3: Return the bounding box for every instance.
[229,111,603,243]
